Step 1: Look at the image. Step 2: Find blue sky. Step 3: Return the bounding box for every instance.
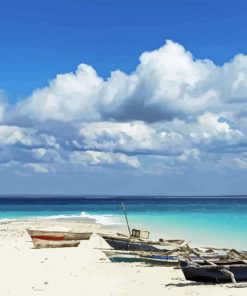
[1,0,247,101]
[1,0,247,195]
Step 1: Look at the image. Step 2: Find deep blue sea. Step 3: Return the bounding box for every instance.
[0,196,246,250]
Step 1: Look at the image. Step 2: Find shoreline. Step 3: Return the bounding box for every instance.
[0,216,245,251]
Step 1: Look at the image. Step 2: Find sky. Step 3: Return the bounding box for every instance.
[1,0,247,195]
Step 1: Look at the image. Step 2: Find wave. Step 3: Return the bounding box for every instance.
[0,218,17,223]
[0,212,124,226]
[42,212,123,225]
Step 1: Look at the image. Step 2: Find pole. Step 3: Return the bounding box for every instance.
[121,201,131,237]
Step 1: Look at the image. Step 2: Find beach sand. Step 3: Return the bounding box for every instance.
[0,219,246,296]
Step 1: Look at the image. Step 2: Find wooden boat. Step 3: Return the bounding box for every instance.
[103,250,146,263]
[102,248,225,266]
[98,202,184,253]
[103,250,178,265]
[180,259,247,283]
[100,202,185,252]
[32,238,80,249]
[179,247,247,284]
[140,253,223,265]
[141,253,180,265]
[98,234,184,252]
[27,229,92,241]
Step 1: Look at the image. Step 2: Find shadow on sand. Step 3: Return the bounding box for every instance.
[165,282,211,288]
[166,282,247,288]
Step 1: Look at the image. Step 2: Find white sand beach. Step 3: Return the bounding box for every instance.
[0,218,246,296]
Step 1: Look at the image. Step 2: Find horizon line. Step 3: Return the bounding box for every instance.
[0,194,247,199]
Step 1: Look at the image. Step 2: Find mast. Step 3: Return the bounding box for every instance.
[121,201,131,237]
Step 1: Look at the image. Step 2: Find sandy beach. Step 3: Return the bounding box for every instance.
[0,218,246,296]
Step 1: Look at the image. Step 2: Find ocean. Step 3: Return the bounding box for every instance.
[0,196,246,250]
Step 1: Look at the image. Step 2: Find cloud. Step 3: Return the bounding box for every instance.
[15,64,103,123]
[0,125,36,146]
[11,40,247,126]
[100,40,216,122]
[1,40,247,176]
[77,121,185,155]
[32,148,63,163]
[10,40,216,123]
[177,148,201,163]
[234,155,247,169]
[70,150,140,168]
[0,125,61,149]
[188,113,244,150]
[24,163,50,173]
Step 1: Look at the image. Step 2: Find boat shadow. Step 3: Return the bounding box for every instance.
[165,282,247,288]
[165,282,211,287]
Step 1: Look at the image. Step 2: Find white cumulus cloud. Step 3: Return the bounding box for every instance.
[16,64,103,122]
[1,40,247,176]
[77,121,185,155]
[0,125,34,146]
[70,150,140,168]
[24,163,50,173]
[11,39,247,125]
[11,40,216,123]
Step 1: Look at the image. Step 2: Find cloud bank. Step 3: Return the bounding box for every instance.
[2,40,247,176]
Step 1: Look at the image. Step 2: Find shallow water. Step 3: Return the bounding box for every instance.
[0,196,246,249]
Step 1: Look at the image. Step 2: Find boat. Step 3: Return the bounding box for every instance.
[105,250,179,265]
[179,247,247,284]
[141,253,180,265]
[103,249,179,265]
[102,247,226,266]
[31,238,80,249]
[27,229,92,241]
[98,233,184,252]
[180,259,247,283]
[103,250,146,263]
[98,202,184,252]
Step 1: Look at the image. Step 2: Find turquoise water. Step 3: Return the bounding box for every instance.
[0,196,246,249]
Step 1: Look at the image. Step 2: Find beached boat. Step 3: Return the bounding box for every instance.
[100,202,185,252]
[32,238,80,249]
[103,250,179,265]
[103,250,146,263]
[141,253,180,265]
[102,248,226,266]
[180,259,247,283]
[99,233,185,252]
[140,253,224,265]
[27,229,92,241]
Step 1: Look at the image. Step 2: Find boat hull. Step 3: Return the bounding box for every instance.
[104,251,146,263]
[27,229,92,241]
[103,250,178,265]
[32,239,80,249]
[103,237,168,252]
[180,260,247,283]
[141,254,178,265]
